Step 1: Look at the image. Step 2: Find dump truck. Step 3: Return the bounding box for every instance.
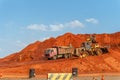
[44,46,75,60]
[44,45,86,60]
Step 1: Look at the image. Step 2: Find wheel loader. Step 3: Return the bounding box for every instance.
[79,34,109,58]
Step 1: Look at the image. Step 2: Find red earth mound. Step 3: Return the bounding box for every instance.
[2,32,120,62]
[0,32,120,77]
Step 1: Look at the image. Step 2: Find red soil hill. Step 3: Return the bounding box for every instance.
[1,32,120,62]
[0,32,120,76]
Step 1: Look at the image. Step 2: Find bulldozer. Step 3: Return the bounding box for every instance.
[79,34,109,58]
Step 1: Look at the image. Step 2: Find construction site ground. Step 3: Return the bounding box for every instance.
[0,32,120,80]
[0,73,120,80]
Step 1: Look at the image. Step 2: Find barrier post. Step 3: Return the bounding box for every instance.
[29,68,35,78]
[72,68,78,77]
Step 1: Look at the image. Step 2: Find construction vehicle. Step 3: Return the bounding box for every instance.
[79,34,109,57]
[44,35,109,59]
[44,46,75,60]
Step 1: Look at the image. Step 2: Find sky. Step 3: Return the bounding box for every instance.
[0,0,120,58]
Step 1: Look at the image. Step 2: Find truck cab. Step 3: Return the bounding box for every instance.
[44,48,57,59]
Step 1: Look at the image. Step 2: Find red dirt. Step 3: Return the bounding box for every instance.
[0,32,120,77]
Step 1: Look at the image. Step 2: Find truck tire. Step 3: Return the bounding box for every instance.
[68,53,72,58]
[96,49,102,55]
[82,53,87,58]
[48,58,51,60]
[52,56,57,60]
[84,51,89,57]
[104,48,108,53]
[68,53,71,58]
[77,53,80,57]
[64,54,68,58]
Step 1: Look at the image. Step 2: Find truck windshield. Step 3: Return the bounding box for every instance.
[45,49,52,54]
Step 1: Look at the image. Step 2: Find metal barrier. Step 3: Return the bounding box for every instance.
[48,73,72,80]
[29,68,35,78]
[72,68,78,77]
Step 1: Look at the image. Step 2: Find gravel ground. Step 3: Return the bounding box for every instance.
[0,75,120,80]
[0,78,47,80]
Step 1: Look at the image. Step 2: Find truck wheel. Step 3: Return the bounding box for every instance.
[52,56,57,60]
[96,49,102,55]
[68,53,72,58]
[48,58,51,60]
[64,54,68,58]
[92,51,96,55]
[77,53,80,57]
[104,48,108,53]
[83,51,89,57]
[82,53,87,58]
[68,54,70,58]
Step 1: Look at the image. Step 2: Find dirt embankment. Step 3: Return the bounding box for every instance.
[0,32,120,77]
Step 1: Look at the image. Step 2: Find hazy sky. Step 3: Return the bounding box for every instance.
[0,0,120,57]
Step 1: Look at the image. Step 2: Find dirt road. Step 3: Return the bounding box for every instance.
[1,73,120,80]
